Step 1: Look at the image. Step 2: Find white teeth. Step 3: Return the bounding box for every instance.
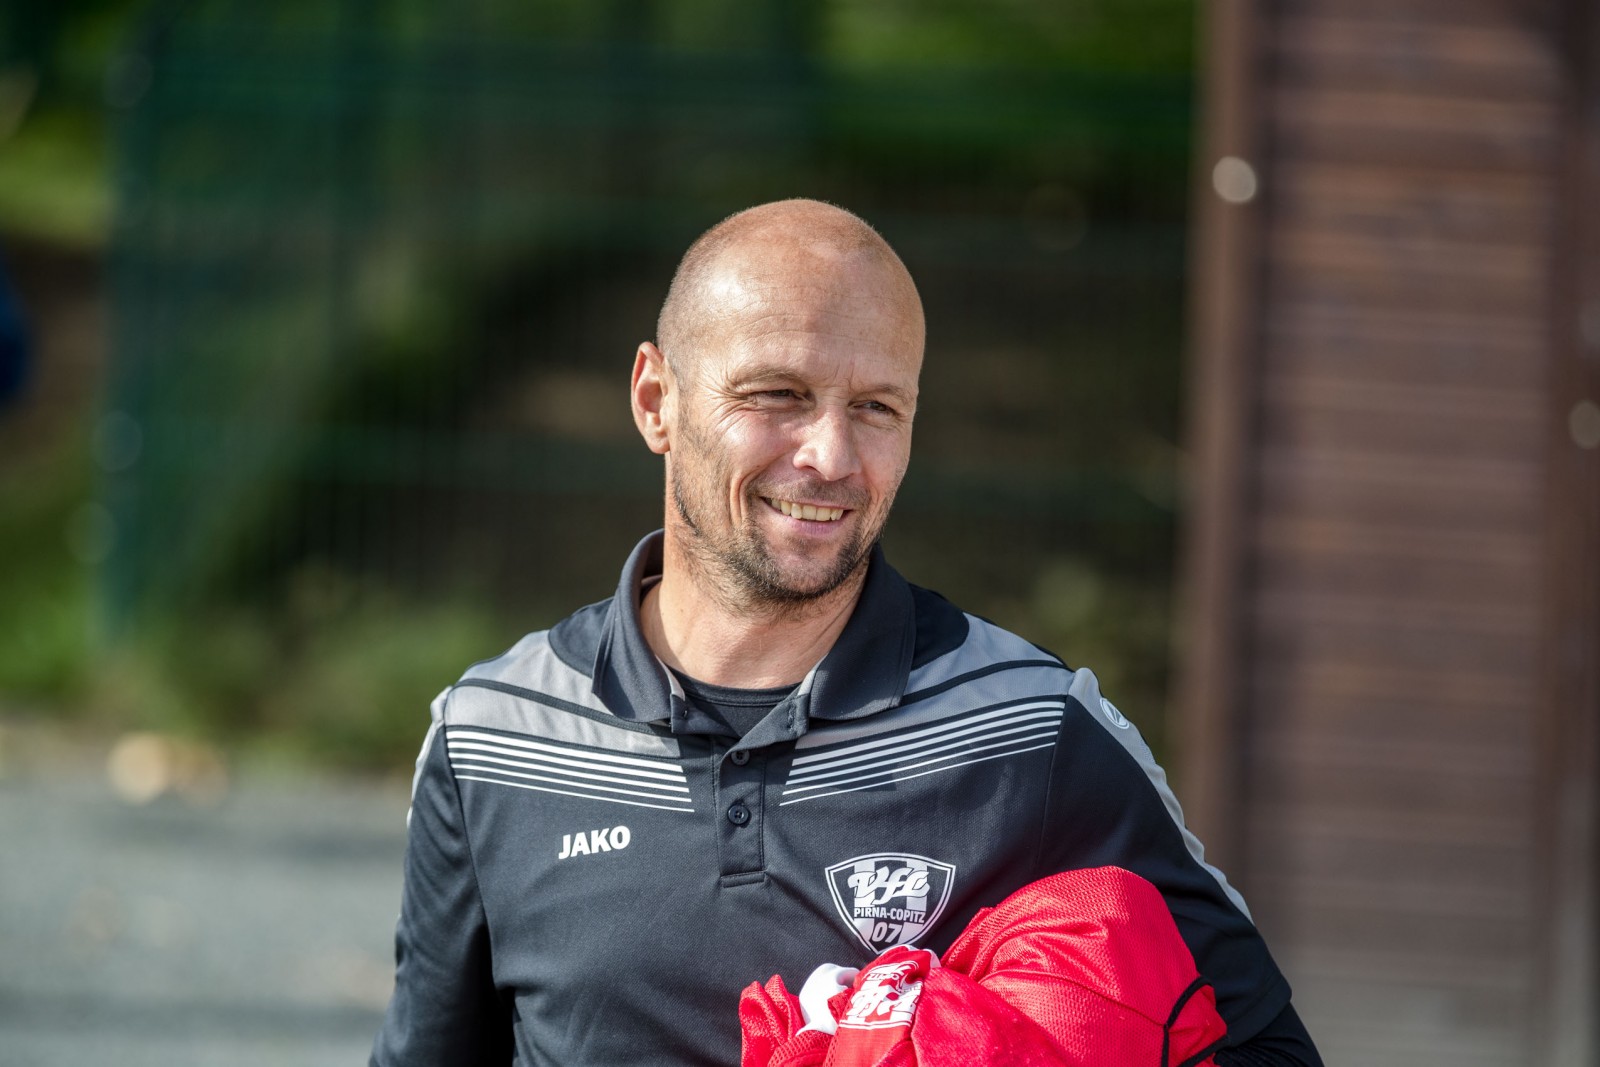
[767,499,844,522]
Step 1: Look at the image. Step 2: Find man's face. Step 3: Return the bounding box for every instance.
[663,252,922,607]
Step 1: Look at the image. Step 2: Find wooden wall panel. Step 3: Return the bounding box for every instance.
[1271,88,1558,171]
[1272,0,1558,28]
[1255,450,1540,530]
[1254,529,1535,609]
[1273,165,1551,246]
[1535,0,1600,1059]
[1251,669,1531,750]
[1260,374,1545,460]
[1274,15,1557,98]
[1264,308,1547,390]
[1179,1,1593,1063]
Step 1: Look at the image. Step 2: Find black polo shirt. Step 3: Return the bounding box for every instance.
[370,532,1290,1066]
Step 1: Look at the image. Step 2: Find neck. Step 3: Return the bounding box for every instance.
[640,536,868,689]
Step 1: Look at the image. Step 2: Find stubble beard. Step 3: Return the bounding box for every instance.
[669,467,879,614]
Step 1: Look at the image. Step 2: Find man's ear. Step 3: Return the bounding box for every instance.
[631,342,672,455]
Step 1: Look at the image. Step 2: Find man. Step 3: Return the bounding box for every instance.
[370,200,1320,1065]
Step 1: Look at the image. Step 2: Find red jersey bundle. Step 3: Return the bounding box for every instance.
[738,866,1228,1067]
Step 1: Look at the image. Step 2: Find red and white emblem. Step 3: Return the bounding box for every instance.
[828,946,940,1067]
[840,957,925,1030]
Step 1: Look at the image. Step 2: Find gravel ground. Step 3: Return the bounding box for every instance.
[0,728,411,1067]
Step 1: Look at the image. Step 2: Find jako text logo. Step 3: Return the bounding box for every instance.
[557,826,630,859]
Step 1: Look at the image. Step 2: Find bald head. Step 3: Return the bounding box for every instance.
[655,199,924,378]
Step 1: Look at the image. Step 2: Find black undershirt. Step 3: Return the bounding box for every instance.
[670,669,795,739]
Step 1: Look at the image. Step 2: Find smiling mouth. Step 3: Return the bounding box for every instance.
[764,497,846,522]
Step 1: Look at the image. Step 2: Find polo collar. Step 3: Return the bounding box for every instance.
[591,531,916,737]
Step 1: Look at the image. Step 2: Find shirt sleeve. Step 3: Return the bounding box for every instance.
[1215,1002,1324,1066]
[370,692,512,1066]
[1035,667,1293,1046]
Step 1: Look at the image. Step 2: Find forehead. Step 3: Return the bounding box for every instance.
[695,253,923,388]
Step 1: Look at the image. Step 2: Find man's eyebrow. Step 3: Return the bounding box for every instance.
[725,364,812,388]
[866,384,918,405]
[728,366,918,404]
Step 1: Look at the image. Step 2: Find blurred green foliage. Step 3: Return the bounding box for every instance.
[0,439,95,703]
[0,0,1196,247]
[1,0,1197,771]
[0,2,140,244]
[0,429,510,769]
[94,580,508,769]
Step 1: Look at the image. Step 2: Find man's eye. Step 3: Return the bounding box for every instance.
[756,389,798,400]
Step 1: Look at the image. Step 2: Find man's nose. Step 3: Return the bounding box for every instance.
[793,407,862,482]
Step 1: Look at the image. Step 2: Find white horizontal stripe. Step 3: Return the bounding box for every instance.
[787,710,1062,784]
[447,748,691,794]
[452,760,694,804]
[447,739,687,785]
[779,742,1058,806]
[795,664,1068,752]
[447,728,683,774]
[457,775,694,812]
[783,729,1061,797]
[790,700,1063,768]
[787,718,1059,789]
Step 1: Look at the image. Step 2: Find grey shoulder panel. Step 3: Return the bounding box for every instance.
[448,633,679,758]
[903,613,1066,696]
[460,632,607,710]
[445,683,681,758]
[407,688,450,806]
[797,612,1068,750]
[1066,666,1253,920]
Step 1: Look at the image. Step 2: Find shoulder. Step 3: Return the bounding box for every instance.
[446,594,610,703]
[418,617,681,805]
[428,596,645,739]
[903,589,1138,740]
[904,585,1072,693]
[429,629,587,724]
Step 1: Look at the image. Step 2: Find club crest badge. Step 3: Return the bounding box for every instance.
[825,853,956,953]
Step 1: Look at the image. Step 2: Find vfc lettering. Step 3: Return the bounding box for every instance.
[557,825,631,859]
[848,865,930,908]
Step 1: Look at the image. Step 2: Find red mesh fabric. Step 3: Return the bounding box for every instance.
[941,867,1225,1066]
[770,1030,831,1067]
[908,970,1084,1066]
[739,867,1227,1067]
[738,975,830,1067]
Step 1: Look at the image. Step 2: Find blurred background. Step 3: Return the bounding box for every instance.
[0,1,1594,1065]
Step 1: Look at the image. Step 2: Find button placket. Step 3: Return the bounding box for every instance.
[715,746,766,882]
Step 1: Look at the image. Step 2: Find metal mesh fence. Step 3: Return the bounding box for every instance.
[103,0,1192,722]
